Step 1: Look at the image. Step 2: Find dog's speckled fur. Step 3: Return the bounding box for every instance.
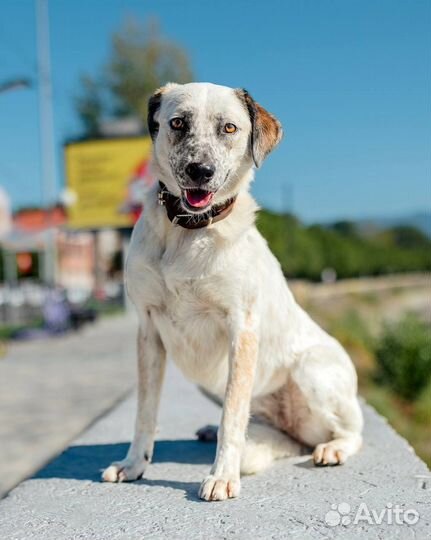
[102,83,363,501]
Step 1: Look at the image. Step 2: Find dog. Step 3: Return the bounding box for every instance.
[102,82,363,501]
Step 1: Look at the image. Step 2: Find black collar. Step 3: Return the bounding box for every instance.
[157,182,236,229]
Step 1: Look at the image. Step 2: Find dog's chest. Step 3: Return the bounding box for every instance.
[154,273,230,390]
[131,234,232,390]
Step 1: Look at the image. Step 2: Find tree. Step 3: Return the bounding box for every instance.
[256,209,431,280]
[75,18,193,137]
[386,225,431,250]
[331,220,358,238]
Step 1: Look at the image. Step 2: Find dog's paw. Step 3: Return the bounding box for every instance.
[198,475,240,501]
[196,424,218,442]
[102,459,146,483]
[313,442,346,466]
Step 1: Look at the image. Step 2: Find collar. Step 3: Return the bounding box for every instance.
[157,182,237,229]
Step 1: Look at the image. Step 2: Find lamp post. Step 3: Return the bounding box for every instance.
[36,0,57,285]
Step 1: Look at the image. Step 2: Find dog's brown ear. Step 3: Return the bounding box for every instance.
[236,89,283,168]
[147,88,163,140]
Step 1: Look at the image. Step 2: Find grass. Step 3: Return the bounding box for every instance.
[363,383,431,468]
[83,297,125,317]
[331,311,431,467]
[0,319,43,341]
[0,320,43,359]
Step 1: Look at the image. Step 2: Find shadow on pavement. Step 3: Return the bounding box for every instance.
[135,478,203,502]
[34,440,216,482]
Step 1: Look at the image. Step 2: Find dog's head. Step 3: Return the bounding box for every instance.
[148,82,282,213]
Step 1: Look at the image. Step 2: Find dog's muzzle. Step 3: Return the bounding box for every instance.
[158,182,236,229]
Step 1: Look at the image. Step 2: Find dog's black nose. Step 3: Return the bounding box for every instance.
[185,162,215,183]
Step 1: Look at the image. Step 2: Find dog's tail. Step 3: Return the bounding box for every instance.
[240,421,304,475]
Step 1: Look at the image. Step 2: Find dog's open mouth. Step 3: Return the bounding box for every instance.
[184,189,214,210]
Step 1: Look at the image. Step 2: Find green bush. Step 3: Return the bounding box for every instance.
[374,314,431,401]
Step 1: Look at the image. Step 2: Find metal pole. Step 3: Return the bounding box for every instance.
[4,250,18,283]
[36,0,57,285]
[2,249,18,325]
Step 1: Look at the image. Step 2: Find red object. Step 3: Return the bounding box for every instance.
[17,252,33,274]
[123,158,155,224]
[14,207,66,232]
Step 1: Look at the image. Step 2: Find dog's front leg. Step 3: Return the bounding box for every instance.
[199,324,258,501]
[102,318,166,482]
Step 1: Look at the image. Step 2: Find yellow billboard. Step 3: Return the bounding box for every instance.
[65,137,153,229]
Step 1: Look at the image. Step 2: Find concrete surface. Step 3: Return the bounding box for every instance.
[0,360,429,540]
[0,314,137,497]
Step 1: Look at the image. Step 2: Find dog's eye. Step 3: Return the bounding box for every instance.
[224,123,237,134]
[170,118,184,130]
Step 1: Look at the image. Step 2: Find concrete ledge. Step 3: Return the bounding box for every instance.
[0,363,429,540]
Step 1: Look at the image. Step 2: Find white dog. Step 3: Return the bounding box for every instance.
[103,82,363,501]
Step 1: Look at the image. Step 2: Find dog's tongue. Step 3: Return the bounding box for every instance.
[185,189,214,208]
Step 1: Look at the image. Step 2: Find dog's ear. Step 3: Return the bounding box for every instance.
[147,88,164,140]
[236,89,283,168]
[148,83,179,140]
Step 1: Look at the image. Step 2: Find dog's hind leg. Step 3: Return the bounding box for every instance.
[250,345,363,468]
[292,346,363,466]
[195,387,221,442]
[310,390,363,466]
[196,420,302,474]
[240,421,303,475]
[196,385,303,473]
[196,424,218,442]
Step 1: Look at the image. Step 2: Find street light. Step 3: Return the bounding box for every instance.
[0,78,31,94]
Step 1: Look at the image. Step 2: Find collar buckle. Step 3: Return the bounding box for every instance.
[157,191,166,206]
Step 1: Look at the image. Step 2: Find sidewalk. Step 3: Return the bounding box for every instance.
[0,360,429,539]
[0,314,137,498]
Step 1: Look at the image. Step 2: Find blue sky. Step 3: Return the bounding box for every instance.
[0,0,429,222]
